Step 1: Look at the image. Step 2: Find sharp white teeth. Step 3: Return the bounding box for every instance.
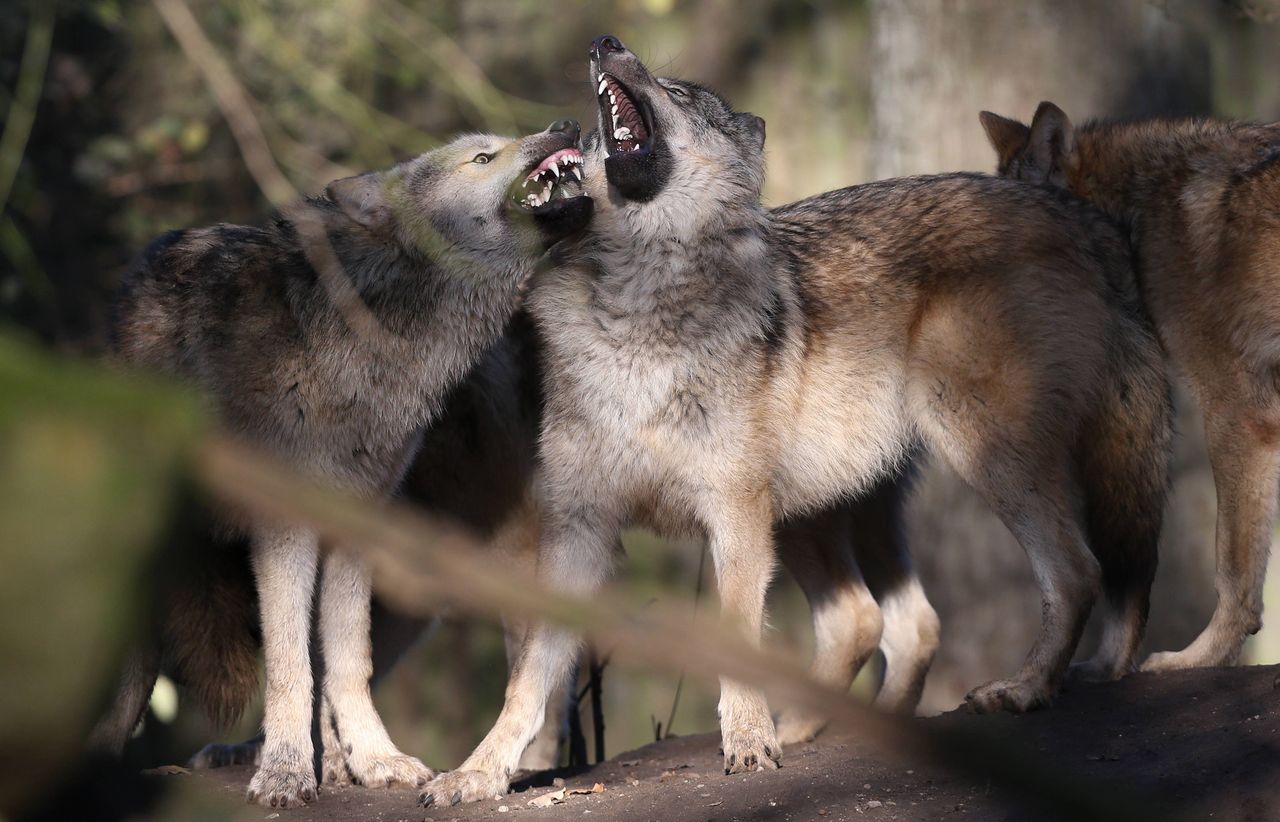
[550,164,560,178]
[613,126,632,140]
[611,104,618,115]
[598,77,607,95]
[572,166,582,181]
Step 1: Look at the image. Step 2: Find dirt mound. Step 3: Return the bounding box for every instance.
[178,664,1280,821]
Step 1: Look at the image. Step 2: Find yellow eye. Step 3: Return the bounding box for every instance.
[472,153,493,164]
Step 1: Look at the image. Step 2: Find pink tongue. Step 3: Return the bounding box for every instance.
[527,148,582,180]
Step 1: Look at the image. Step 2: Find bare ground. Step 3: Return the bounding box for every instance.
[173,664,1280,822]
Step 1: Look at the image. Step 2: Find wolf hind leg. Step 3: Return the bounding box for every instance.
[775,505,883,745]
[847,470,938,714]
[1071,332,1170,682]
[319,549,433,789]
[911,379,1100,712]
[86,649,160,757]
[1144,392,1280,671]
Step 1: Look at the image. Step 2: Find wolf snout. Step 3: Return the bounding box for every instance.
[547,118,581,143]
[590,34,625,58]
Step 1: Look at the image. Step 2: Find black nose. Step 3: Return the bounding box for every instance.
[591,35,624,59]
[548,118,580,142]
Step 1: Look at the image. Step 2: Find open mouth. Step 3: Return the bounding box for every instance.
[511,147,585,212]
[596,73,652,155]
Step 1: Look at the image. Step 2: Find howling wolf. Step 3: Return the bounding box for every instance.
[418,38,1170,807]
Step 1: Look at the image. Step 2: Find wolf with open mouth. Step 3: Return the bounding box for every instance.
[107,122,590,808]
[419,36,1170,807]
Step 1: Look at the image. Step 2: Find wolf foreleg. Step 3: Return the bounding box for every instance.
[247,526,319,808]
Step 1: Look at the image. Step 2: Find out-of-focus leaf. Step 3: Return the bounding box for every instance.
[0,331,206,815]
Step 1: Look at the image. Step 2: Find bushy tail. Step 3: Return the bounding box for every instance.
[159,536,261,726]
[1077,309,1172,678]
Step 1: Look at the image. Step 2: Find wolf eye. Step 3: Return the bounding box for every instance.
[472,153,493,164]
[666,85,688,99]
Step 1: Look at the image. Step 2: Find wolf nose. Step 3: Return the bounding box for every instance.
[548,118,580,142]
[591,35,625,58]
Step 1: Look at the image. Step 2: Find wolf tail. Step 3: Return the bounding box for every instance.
[160,538,261,726]
[1076,302,1172,679]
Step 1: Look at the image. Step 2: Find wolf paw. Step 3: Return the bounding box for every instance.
[346,751,434,788]
[322,747,353,786]
[722,721,781,774]
[188,738,262,770]
[964,678,1051,714]
[418,769,507,807]
[774,708,827,746]
[1065,658,1124,685]
[246,765,318,808]
[1141,644,1239,673]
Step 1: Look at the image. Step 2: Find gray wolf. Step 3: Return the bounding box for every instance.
[980,103,1280,672]
[107,124,591,807]
[418,36,1171,807]
[179,319,568,778]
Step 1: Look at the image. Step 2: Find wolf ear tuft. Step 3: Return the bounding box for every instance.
[1026,101,1074,183]
[327,172,392,231]
[738,113,766,150]
[978,110,1030,170]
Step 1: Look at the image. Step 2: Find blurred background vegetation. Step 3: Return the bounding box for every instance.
[2,0,1279,812]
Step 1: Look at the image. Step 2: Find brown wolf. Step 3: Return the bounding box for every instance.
[419,36,1172,807]
[980,103,1280,671]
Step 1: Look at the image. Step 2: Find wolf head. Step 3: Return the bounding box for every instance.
[325,121,593,278]
[583,35,766,235]
[979,102,1077,190]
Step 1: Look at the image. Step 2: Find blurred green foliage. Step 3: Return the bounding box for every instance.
[0,331,205,813]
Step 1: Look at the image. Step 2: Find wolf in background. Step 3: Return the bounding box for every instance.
[981,103,1280,672]
[106,123,591,807]
[418,36,1171,807]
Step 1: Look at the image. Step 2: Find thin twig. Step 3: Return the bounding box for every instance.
[151,0,294,205]
[663,543,707,739]
[151,0,410,357]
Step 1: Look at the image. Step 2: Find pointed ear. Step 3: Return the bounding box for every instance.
[978,110,1030,170]
[1026,101,1075,184]
[738,113,766,151]
[326,172,392,231]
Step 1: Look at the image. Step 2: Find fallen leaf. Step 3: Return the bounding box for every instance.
[569,783,605,795]
[528,788,566,807]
